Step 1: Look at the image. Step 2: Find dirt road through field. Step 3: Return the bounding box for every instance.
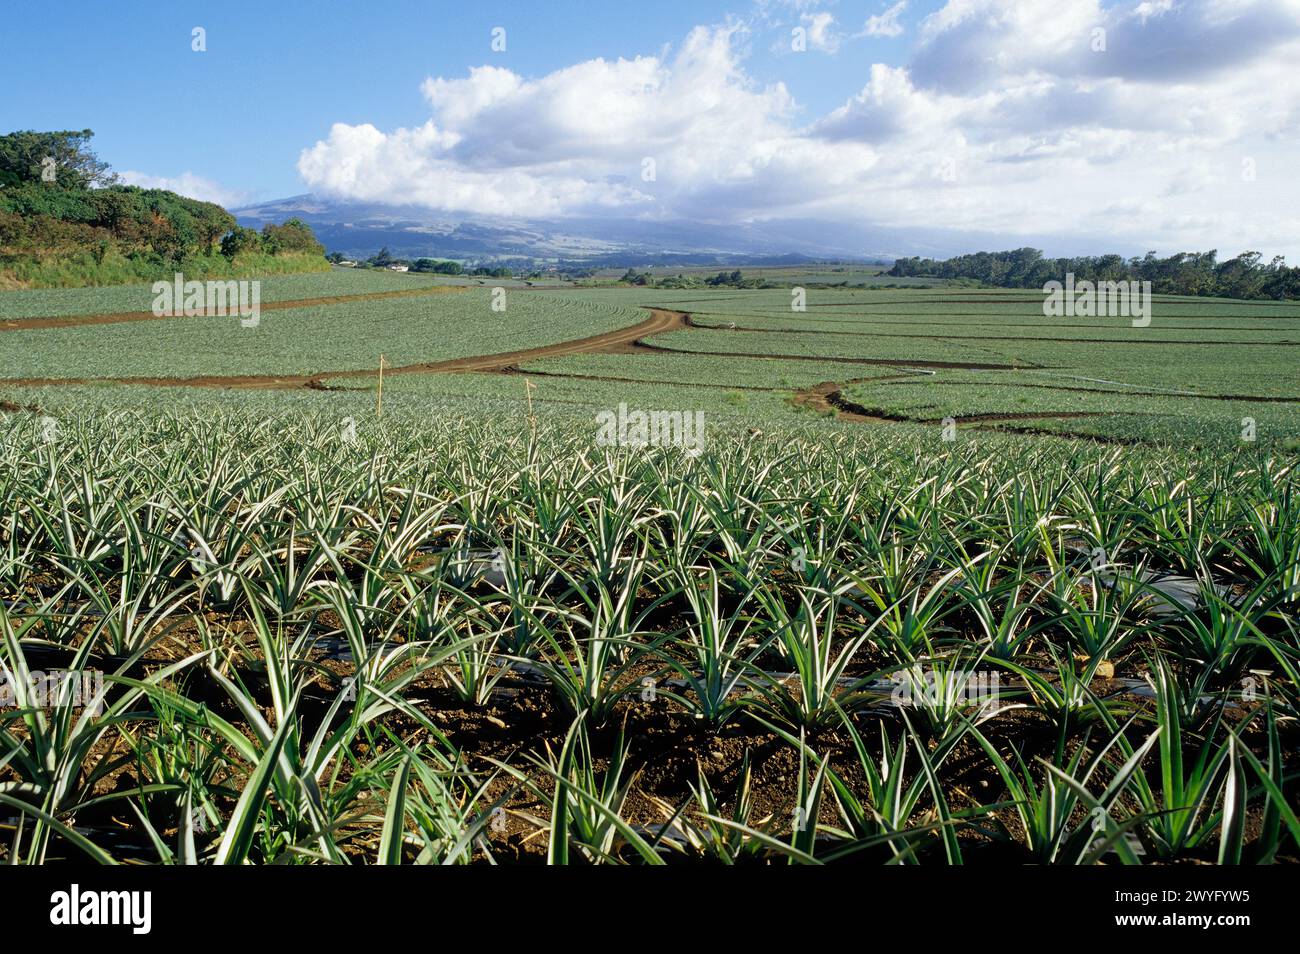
[0,285,468,331]
[0,308,690,390]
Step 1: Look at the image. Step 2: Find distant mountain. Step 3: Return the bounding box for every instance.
[232,195,886,267]
[233,195,1139,268]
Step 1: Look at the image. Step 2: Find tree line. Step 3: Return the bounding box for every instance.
[887,247,1300,300]
[333,247,521,277]
[619,268,769,289]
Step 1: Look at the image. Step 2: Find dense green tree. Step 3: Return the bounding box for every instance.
[219,226,263,259]
[888,247,1299,300]
[0,129,117,189]
[410,258,464,274]
[1,130,327,286]
[261,218,324,255]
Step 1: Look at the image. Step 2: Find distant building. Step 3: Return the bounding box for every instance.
[338,260,357,267]
[388,264,409,272]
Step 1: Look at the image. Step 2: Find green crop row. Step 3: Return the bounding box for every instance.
[0,402,1296,864]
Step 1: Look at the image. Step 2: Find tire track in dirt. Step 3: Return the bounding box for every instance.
[793,380,1147,444]
[791,381,900,423]
[0,308,691,391]
[356,306,687,376]
[0,284,470,331]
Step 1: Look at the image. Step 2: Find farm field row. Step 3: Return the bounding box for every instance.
[0,289,641,380]
[622,287,1300,319]
[0,405,1295,864]
[2,274,1298,447]
[838,375,1300,445]
[641,327,1298,395]
[0,266,456,320]
[1,267,1297,866]
[685,312,1300,339]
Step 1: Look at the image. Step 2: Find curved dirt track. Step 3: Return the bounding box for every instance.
[0,295,1162,448]
[0,308,690,391]
[793,379,1146,444]
[792,381,897,423]
[1,284,469,332]
[352,306,687,377]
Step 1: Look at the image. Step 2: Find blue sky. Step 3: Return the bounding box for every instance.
[3,1,1299,257]
[0,0,929,201]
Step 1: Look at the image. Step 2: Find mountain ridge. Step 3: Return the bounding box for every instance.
[233,194,1144,268]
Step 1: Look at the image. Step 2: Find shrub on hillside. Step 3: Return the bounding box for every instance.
[0,129,328,287]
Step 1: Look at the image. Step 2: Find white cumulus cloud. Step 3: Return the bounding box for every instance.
[801,12,842,51]
[117,171,252,209]
[863,1,909,38]
[295,2,1300,258]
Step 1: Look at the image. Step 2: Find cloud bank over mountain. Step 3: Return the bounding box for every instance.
[294,0,1300,258]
